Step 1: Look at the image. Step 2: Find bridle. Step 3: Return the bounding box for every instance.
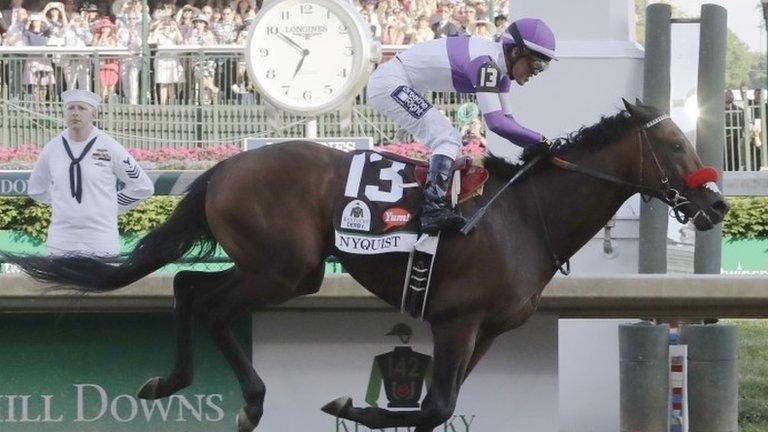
[531,114,717,275]
[549,114,715,226]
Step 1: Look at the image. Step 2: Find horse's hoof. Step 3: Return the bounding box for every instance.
[321,396,353,417]
[236,408,257,432]
[137,377,162,400]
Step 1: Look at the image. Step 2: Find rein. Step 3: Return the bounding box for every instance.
[534,114,715,275]
[549,114,714,226]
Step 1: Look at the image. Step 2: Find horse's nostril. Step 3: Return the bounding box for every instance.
[712,200,729,214]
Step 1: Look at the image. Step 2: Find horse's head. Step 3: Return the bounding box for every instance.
[622,98,729,230]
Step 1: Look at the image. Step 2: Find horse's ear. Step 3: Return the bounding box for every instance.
[635,97,644,106]
[622,98,638,116]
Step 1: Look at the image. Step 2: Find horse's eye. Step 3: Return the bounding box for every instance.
[672,142,684,152]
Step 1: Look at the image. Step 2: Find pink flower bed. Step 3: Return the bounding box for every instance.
[0,145,41,162]
[379,140,486,160]
[127,144,242,163]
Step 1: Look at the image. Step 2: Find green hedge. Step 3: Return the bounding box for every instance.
[722,197,768,238]
[0,195,765,241]
[0,196,180,241]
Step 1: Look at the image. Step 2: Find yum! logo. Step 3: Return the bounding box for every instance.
[382,208,412,232]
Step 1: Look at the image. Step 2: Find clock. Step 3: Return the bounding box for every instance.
[245,0,381,115]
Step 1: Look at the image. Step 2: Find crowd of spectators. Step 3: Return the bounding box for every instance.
[0,0,261,103]
[356,0,509,44]
[0,0,509,105]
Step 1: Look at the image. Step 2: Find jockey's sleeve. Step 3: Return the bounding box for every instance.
[111,140,154,214]
[467,57,543,147]
[28,145,53,204]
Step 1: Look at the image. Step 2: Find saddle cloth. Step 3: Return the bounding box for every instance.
[333,151,488,255]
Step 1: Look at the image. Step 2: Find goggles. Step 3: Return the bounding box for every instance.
[531,56,550,73]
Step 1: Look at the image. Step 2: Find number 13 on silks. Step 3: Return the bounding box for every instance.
[344,153,406,203]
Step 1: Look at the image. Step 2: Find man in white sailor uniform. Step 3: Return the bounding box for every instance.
[28,89,154,256]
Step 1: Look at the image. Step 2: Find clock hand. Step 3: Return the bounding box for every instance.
[277,31,305,54]
[292,49,310,80]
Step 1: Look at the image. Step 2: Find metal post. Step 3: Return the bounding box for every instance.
[487,0,495,21]
[694,4,727,274]
[758,90,767,168]
[639,3,671,274]
[141,0,150,104]
[619,323,669,432]
[679,324,738,432]
[306,118,318,138]
[740,85,753,170]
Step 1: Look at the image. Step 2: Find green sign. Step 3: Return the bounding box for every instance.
[721,238,768,274]
[0,314,250,431]
[0,172,200,196]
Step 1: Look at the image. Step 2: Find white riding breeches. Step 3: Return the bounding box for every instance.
[367,59,462,160]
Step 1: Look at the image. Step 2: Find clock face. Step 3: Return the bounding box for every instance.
[246,0,365,113]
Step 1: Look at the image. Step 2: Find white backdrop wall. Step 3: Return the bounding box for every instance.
[493,1,644,431]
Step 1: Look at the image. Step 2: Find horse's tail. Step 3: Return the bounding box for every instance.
[3,161,223,292]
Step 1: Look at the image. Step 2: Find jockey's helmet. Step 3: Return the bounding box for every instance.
[501,18,557,65]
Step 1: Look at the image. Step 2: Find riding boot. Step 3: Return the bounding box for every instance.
[421,154,466,234]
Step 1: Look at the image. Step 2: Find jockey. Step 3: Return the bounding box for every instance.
[367,18,557,234]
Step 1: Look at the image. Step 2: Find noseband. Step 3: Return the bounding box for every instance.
[551,114,717,226]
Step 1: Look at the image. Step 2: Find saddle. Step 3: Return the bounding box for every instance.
[378,153,489,203]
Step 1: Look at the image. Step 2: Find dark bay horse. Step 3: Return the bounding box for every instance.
[3,100,728,432]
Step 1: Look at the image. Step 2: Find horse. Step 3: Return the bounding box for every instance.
[3,99,728,432]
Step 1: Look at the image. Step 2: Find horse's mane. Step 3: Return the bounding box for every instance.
[484,107,654,180]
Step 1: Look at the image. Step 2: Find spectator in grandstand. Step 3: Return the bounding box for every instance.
[362,0,382,39]
[493,0,509,18]
[235,0,255,20]
[410,14,434,43]
[213,7,240,99]
[392,6,413,32]
[459,4,477,33]
[431,3,461,38]
[43,2,68,40]
[176,4,199,38]
[116,0,145,27]
[23,13,55,102]
[0,0,24,34]
[233,14,255,95]
[117,12,143,104]
[493,14,507,42]
[467,0,488,20]
[470,19,494,41]
[92,17,120,102]
[154,0,177,20]
[201,5,214,22]
[381,16,405,45]
[63,0,79,20]
[185,14,219,104]
[149,17,185,105]
[412,0,437,22]
[2,7,26,46]
[724,89,742,170]
[80,2,102,27]
[213,7,239,44]
[28,89,154,256]
[62,15,93,91]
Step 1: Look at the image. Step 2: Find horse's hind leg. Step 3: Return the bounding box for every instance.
[138,269,236,400]
[324,314,482,430]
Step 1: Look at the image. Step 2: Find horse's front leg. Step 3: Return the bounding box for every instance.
[323,314,482,430]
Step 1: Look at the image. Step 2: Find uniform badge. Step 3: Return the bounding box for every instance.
[390,86,433,119]
[91,148,111,162]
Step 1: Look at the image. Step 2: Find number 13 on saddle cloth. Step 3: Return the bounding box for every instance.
[333,150,488,255]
